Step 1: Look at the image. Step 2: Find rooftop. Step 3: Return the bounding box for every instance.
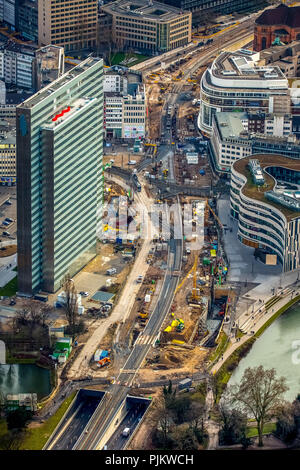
[102,0,188,22]
[42,97,96,129]
[19,57,101,109]
[214,112,248,140]
[210,50,287,83]
[233,154,300,221]
[256,4,300,28]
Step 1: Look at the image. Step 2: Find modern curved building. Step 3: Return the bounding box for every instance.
[198,50,290,136]
[230,154,300,272]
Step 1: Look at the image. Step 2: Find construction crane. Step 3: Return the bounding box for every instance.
[206,200,223,230]
[175,255,197,294]
[192,256,200,302]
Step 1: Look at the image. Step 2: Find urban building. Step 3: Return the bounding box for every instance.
[199,49,290,136]
[0,130,16,185]
[38,0,98,53]
[230,154,300,272]
[159,0,263,16]
[16,0,38,43]
[0,0,16,28]
[101,0,192,53]
[104,67,146,139]
[210,111,299,175]
[33,45,65,91]
[16,58,104,295]
[259,40,300,77]
[5,393,38,412]
[254,4,300,52]
[0,42,64,92]
[0,42,37,90]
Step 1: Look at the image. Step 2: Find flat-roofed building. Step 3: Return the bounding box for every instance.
[210,111,299,175]
[16,58,103,295]
[101,0,192,53]
[199,49,290,136]
[231,154,300,272]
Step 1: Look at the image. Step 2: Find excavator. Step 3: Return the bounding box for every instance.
[98,357,111,368]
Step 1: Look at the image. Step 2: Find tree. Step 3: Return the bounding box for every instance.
[62,275,78,338]
[187,401,207,444]
[219,402,247,446]
[16,307,29,326]
[0,430,24,450]
[229,366,288,447]
[151,397,174,448]
[275,402,297,443]
[163,380,176,408]
[6,407,32,431]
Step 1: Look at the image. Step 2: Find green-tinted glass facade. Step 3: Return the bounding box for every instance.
[16,58,103,294]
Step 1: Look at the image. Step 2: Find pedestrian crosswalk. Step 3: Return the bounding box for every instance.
[135,334,154,346]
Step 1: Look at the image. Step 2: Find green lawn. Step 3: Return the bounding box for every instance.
[19,391,77,450]
[246,422,276,438]
[110,52,149,66]
[0,276,17,296]
[209,331,229,363]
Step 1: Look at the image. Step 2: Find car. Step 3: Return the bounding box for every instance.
[5,218,13,223]
[2,231,10,236]
[80,291,89,297]
[10,300,16,305]
[5,200,12,205]
[128,160,136,165]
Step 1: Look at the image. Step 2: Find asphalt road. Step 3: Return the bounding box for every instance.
[105,405,145,450]
[50,397,100,450]
[73,209,183,450]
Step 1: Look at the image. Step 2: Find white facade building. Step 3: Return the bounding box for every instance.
[230,154,300,272]
[199,49,290,136]
[210,112,299,174]
[0,44,36,90]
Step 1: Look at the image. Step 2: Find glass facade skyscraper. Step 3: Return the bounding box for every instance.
[16,57,103,294]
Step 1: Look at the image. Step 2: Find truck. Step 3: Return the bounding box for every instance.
[178,378,192,391]
[122,427,131,437]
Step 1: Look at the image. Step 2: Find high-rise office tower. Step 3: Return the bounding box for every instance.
[16,58,103,294]
[38,0,98,53]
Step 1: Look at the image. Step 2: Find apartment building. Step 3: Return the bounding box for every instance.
[0,42,37,90]
[16,58,103,295]
[38,0,98,53]
[199,50,291,136]
[101,0,192,53]
[230,154,300,272]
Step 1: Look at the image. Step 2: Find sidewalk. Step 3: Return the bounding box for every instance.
[211,283,300,375]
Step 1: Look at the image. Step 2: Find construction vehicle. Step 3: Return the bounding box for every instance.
[98,357,111,368]
[175,319,185,332]
[139,312,149,319]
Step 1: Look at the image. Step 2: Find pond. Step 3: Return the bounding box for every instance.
[229,302,300,402]
[0,364,52,400]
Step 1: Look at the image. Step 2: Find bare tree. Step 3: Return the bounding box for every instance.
[62,275,78,337]
[40,304,51,327]
[16,307,29,326]
[229,366,289,447]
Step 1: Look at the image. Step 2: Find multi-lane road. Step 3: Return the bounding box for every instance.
[73,209,183,450]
